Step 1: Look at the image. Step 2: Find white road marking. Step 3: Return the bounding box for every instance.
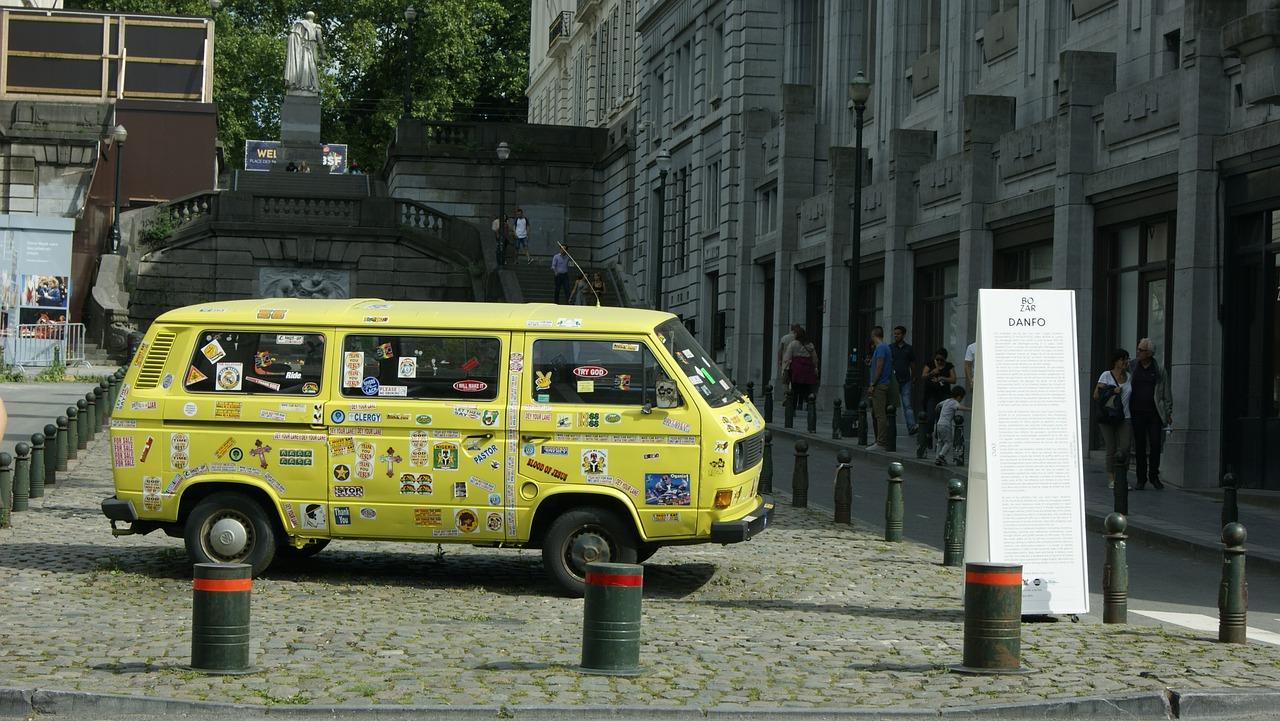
[1131,610,1280,646]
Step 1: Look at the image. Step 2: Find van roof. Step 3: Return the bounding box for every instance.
[155,299,675,332]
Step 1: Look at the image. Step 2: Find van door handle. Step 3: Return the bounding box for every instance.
[522,434,551,443]
[466,433,493,442]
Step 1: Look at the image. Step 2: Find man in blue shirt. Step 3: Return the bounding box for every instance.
[550,245,571,303]
[890,325,917,435]
[867,326,893,449]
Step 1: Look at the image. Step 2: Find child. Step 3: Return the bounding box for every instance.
[934,385,971,466]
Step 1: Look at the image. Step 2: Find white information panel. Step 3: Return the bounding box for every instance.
[964,289,1089,615]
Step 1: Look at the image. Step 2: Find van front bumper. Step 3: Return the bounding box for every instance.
[710,495,773,544]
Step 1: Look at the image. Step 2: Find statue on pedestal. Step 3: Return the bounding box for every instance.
[285,11,325,95]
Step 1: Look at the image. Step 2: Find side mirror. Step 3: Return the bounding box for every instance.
[641,400,652,415]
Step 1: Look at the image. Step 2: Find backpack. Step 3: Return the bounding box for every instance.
[1097,383,1125,424]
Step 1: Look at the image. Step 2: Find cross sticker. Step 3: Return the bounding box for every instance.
[250,439,272,469]
[379,447,403,477]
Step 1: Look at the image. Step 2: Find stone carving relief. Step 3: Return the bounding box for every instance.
[259,268,350,299]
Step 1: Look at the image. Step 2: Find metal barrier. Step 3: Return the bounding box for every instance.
[1,323,87,368]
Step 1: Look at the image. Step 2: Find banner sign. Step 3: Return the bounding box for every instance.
[965,289,1089,615]
[244,140,347,174]
[0,214,74,339]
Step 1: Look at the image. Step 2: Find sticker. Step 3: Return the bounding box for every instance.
[279,403,305,413]
[461,357,478,371]
[276,334,304,345]
[256,308,288,320]
[555,318,582,328]
[361,377,380,396]
[201,340,226,363]
[161,373,174,390]
[415,508,442,527]
[577,380,595,393]
[329,437,354,456]
[283,503,299,528]
[714,440,730,453]
[249,439,272,468]
[468,475,496,492]
[581,449,608,475]
[360,507,377,520]
[216,363,242,391]
[415,414,433,425]
[433,442,459,471]
[343,352,363,388]
[379,447,402,476]
[643,452,660,460]
[333,506,351,525]
[279,449,313,467]
[129,401,157,411]
[526,457,568,481]
[138,436,154,462]
[662,417,692,433]
[115,383,131,411]
[183,401,198,417]
[574,365,609,378]
[229,447,244,462]
[651,513,681,522]
[454,380,488,393]
[453,480,468,498]
[215,401,241,419]
[214,437,236,458]
[612,343,639,352]
[331,409,346,424]
[362,316,389,323]
[486,512,503,532]
[246,376,280,391]
[604,413,622,425]
[616,375,631,391]
[535,371,553,390]
[355,441,376,480]
[398,357,417,378]
[481,410,500,427]
[363,303,392,309]
[302,382,319,394]
[577,412,601,429]
[333,485,364,498]
[142,476,162,512]
[508,352,525,372]
[656,379,679,408]
[400,473,433,495]
[524,410,552,422]
[350,412,382,423]
[645,473,691,505]
[555,413,572,429]
[333,464,352,481]
[488,493,502,506]
[378,385,408,397]
[708,457,726,476]
[260,409,287,422]
[111,419,137,429]
[541,445,569,456]
[112,436,135,469]
[525,319,553,328]
[455,508,479,533]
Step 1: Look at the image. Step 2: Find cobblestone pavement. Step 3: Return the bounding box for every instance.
[3,434,1280,718]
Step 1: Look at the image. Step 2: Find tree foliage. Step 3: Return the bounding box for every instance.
[67,0,529,172]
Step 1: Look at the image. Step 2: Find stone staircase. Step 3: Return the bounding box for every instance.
[499,259,627,306]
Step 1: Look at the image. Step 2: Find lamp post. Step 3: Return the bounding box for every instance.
[652,149,671,311]
[496,141,511,267]
[840,72,871,437]
[107,123,128,255]
[207,0,220,11]
[402,6,417,118]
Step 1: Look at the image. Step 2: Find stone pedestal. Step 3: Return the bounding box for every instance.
[273,93,324,170]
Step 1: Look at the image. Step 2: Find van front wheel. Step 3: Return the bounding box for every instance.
[185,492,278,576]
[542,507,637,596]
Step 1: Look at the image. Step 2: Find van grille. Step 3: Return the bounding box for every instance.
[134,332,176,389]
[735,431,764,473]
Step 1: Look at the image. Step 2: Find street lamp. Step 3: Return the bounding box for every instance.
[496,141,511,266]
[652,148,671,311]
[840,71,871,437]
[402,6,417,118]
[107,123,128,255]
[207,0,221,12]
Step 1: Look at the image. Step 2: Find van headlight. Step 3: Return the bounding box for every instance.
[733,440,744,474]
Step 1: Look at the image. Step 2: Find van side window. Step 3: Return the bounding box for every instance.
[342,334,500,401]
[530,339,668,406]
[185,331,325,395]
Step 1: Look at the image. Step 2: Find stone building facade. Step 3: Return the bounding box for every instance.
[529,0,1280,490]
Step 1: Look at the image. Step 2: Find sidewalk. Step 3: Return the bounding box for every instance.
[766,402,1280,576]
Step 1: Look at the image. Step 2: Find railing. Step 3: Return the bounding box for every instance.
[548,10,573,46]
[396,199,481,263]
[2,323,87,368]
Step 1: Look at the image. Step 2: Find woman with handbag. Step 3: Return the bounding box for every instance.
[1093,348,1132,489]
[782,327,819,410]
[920,347,955,450]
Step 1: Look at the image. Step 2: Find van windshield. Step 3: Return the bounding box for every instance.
[655,319,740,408]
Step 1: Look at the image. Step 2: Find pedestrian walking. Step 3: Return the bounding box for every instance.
[890,325,917,435]
[551,245,572,304]
[1093,348,1133,490]
[1130,338,1172,489]
[513,209,533,264]
[777,322,800,387]
[920,347,955,451]
[782,327,819,410]
[867,326,892,449]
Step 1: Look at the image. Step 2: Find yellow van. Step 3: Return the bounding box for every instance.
[101,299,772,594]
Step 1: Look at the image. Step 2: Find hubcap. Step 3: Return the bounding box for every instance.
[569,532,610,571]
[208,516,250,558]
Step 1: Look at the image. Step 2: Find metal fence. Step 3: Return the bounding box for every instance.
[1,323,87,369]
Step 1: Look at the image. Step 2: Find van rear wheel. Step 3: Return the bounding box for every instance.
[184,491,278,576]
[542,507,637,596]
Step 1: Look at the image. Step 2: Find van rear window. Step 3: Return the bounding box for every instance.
[185,331,325,395]
[341,334,500,401]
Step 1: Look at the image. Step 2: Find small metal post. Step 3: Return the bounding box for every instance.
[1222,467,1238,528]
[1102,512,1128,624]
[94,385,106,428]
[760,430,773,494]
[0,452,11,528]
[917,411,929,459]
[885,461,904,542]
[100,380,112,420]
[746,381,754,402]
[834,449,852,524]
[783,387,795,429]
[65,407,78,460]
[885,402,897,452]
[1219,522,1248,644]
[191,563,256,673]
[857,400,869,446]
[56,416,69,469]
[792,440,809,508]
[28,432,45,499]
[1112,449,1128,515]
[764,383,774,424]
[75,399,89,450]
[953,415,966,466]
[109,372,121,410]
[579,562,644,676]
[832,398,842,439]
[806,394,817,434]
[43,424,57,487]
[85,391,98,437]
[943,478,966,566]
[12,442,30,512]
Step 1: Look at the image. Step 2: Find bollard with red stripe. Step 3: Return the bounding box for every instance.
[190,563,257,674]
[578,562,644,676]
[957,562,1031,674]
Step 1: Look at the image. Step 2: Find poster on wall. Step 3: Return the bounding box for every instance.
[244,140,348,173]
[0,216,75,360]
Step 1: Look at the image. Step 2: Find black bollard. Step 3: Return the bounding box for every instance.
[66,406,79,459]
[100,380,112,420]
[190,563,256,673]
[75,399,89,450]
[0,452,10,529]
[1112,449,1128,515]
[953,415,966,466]
[832,398,842,439]
[56,415,70,469]
[1222,467,1238,528]
[1219,522,1248,644]
[958,562,1027,673]
[885,402,897,452]
[764,383,774,424]
[109,372,121,411]
[94,385,106,429]
[857,400,869,446]
[792,440,809,508]
[885,461,904,542]
[85,392,98,437]
[43,424,57,487]
[917,411,929,459]
[746,381,754,403]
[29,433,45,499]
[760,430,773,495]
[806,394,817,434]
[943,478,966,567]
[1103,513,1128,624]
[783,386,795,429]
[834,449,852,524]
[579,562,645,676]
[12,442,30,512]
